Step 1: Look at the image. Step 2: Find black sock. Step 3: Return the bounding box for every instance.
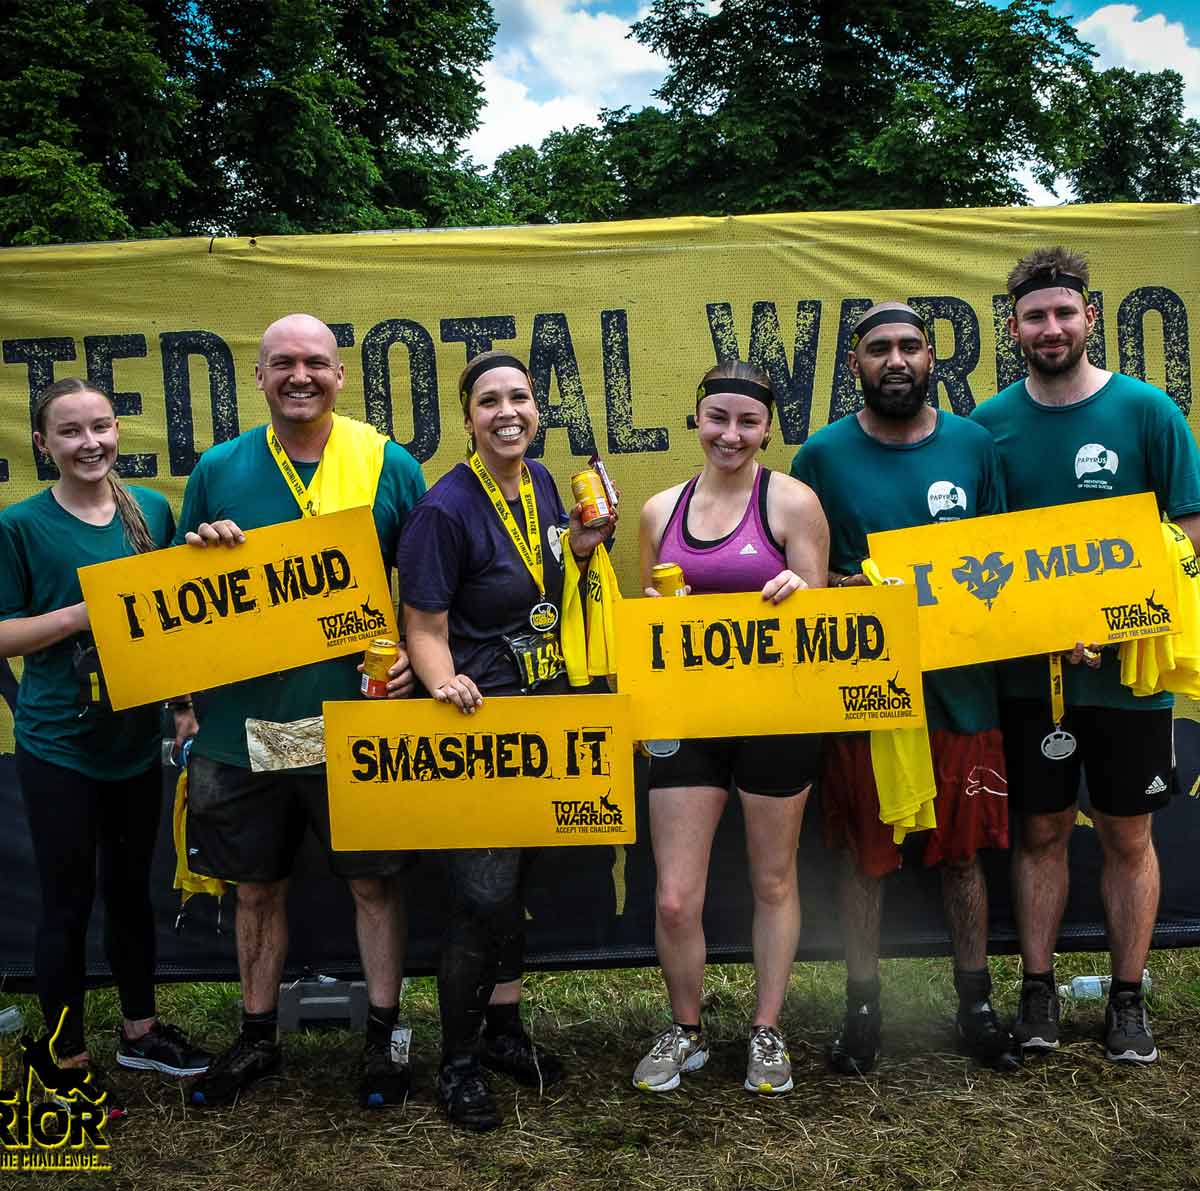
[366,1003,399,1046]
[242,1008,277,1045]
[847,976,881,1009]
[1110,978,1142,1000]
[1023,969,1055,989]
[954,967,992,1007]
[483,1002,522,1039]
[674,1022,702,1034]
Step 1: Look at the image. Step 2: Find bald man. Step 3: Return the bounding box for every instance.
[791,303,1016,1073]
[175,314,426,1109]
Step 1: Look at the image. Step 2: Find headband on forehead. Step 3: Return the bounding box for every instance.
[849,308,928,350]
[459,354,530,408]
[695,376,774,408]
[1010,272,1089,307]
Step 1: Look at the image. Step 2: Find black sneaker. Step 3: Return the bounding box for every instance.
[828,1000,882,1076]
[51,1059,128,1122]
[1105,991,1158,1064]
[480,1029,564,1089]
[956,1000,1020,1070]
[438,1057,502,1132]
[1012,979,1060,1053]
[189,1035,282,1107]
[358,1037,411,1109]
[117,1020,212,1077]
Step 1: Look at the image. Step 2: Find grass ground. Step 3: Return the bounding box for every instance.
[3,950,1200,1191]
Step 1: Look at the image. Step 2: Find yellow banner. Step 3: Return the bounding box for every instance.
[324,693,635,850]
[867,492,1178,671]
[614,587,926,737]
[78,507,397,710]
[1,203,1198,747]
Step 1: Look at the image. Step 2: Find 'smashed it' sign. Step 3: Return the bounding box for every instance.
[614,587,925,738]
[79,507,397,709]
[867,492,1177,671]
[324,693,635,850]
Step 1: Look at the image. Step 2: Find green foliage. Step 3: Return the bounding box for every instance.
[1060,69,1200,204]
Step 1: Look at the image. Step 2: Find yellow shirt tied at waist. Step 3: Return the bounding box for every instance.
[1120,522,1200,697]
[861,559,937,843]
[560,532,622,686]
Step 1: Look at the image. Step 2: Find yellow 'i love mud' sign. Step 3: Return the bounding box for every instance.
[866,492,1177,671]
[614,585,925,739]
[79,506,397,709]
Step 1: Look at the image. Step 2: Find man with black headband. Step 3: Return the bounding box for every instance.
[973,247,1200,1064]
[792,302,1016,1073]
[177,314,426,1108]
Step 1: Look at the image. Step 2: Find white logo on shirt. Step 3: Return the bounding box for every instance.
[546,524,564,564]
[927,481,968,519]
[1075,443,1119,489]
[1145,775,1167,796]
[739,543,759,556]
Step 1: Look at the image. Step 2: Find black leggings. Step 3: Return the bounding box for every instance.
[16,747,162,1057]
[438,847,532,1062]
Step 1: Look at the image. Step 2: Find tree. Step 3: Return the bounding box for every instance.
[491,127,622,225]
[625,0,1095,213]
[1060,68,1200,204]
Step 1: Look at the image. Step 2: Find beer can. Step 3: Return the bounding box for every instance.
[651,562,687,597]
[361,638,399,698]
[571,469,611,528]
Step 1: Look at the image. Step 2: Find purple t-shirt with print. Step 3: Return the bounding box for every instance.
[397,460,568,695]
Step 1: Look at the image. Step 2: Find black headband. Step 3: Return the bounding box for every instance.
[460,354,530,408]
[1010,272,1089,306]
[695,376,774,409]
[849,309,928,350]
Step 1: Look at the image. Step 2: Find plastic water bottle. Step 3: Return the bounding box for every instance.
[0,1005,23,1036]
[1057,969,1151,999]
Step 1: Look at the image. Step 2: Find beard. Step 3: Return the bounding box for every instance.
[861,370,931,420]
[1023,336,1087,379]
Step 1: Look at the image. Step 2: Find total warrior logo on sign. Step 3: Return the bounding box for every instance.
[1,1010,112,1174]
[552,793,625,834]
[1101,591,1173,638]
[839,672,914,720]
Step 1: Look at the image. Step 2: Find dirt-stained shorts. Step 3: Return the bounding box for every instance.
[820,729,1009,878]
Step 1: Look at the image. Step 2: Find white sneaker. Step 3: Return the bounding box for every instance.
[632,1024,709,1092]
[744,1025,793,1094]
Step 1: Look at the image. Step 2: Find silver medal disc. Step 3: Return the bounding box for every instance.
[1041,729,1077,761]
[529,601,559,632]
[644,739,681,758]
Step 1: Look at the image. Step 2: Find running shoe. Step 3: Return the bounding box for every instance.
[632,1024,708,1092]
[358,1036,411,1109]
[438,1057,502,1132]
[1105,991,1158,1064]
[189,1035,282,1107]
[480,1028,564,1089]
[828,1000,882,1076]
[744,1025,793,1094]
[1012,979,1060,1052]
[956,1000,1020,1070]
[117,1020,212,1077]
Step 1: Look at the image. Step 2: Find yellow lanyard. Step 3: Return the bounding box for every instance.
[1048,652,1065,727]
[469,453,544,596]
[267,427,322,518]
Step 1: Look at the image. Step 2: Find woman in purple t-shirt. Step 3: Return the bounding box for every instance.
[632,359,829,1097]
[398,350,614,1132]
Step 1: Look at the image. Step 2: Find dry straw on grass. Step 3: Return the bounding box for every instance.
[4,951,1200,1190]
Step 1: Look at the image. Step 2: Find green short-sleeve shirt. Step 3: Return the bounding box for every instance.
[790,409,1006,734]
[972,373,1200,710]
[174,425,426,768]
[0,486,175,779]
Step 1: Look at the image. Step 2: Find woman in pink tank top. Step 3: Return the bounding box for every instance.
[632,360,829,1097]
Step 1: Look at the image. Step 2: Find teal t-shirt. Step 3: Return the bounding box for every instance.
[790,409,1005,733]
[0,485,175,779]
[972,373,1200,710]
[174,425,426,768]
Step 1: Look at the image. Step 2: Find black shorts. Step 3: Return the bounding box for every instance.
[999,699,1175,818]
[186,755,412,882]
[647,734,821,798]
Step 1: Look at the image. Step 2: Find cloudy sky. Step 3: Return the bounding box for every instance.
[464,0,1200,204]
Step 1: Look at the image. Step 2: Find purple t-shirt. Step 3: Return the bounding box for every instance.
[397,460,568,695]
